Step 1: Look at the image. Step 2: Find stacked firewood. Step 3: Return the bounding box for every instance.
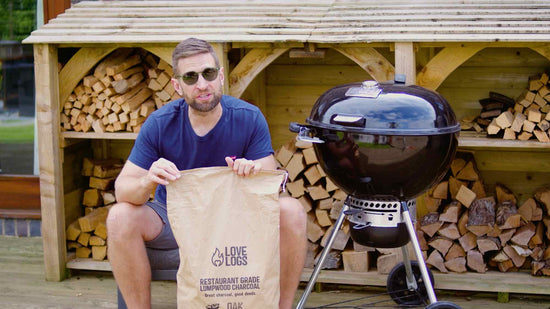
[65,157,123,261]
[420,152,550,276]
[275,139,353,270]
[461,72,550,142]
[60,48,178,133]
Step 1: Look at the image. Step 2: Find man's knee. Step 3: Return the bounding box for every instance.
[107,202,146,239]
[279,196,307,231]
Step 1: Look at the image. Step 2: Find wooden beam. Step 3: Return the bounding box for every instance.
[394,42,416,85]
[229,48,288,98]
[333,46,394,83]
[211,43,230,95]
[34,44,67,281]
[531,45,550,63]
[416,46,483,90]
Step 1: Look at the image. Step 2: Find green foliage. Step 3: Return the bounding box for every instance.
[0,0,37,41]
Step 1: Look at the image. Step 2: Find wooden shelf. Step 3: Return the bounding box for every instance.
[458,131,550,151]
[61,131,138,140]
[60,130,550,151]
[64,258,550,295]
[66,254,112,272]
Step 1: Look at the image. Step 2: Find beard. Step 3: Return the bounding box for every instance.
[184,88,223,113]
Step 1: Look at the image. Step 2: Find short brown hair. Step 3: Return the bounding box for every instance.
[172,38,220,76]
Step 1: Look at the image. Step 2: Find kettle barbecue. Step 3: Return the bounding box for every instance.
[292,76,462,309]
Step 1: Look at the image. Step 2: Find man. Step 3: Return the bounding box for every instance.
[106,38,307,309]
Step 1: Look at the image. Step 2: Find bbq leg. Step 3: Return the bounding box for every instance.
[295,203,350,309]
[401,201,438,304]
[400,245,418,291]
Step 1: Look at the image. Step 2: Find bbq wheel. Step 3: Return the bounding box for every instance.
[425,301,462,309]
[387,261,434,306]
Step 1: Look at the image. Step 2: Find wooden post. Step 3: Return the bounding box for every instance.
[34,44,67,281]
[394,42,416,85]
[497,292,510,303]
[211,42,230,95]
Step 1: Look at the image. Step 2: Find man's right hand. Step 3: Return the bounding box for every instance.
[147,158,181,185]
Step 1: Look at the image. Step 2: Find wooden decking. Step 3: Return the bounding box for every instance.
[2,236,550,309]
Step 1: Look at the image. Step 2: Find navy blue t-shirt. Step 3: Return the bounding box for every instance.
[127,95,274,204]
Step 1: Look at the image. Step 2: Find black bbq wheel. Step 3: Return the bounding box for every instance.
[387,261,434,306]
[425,301,462,309]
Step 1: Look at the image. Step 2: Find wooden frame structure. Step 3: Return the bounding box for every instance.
[24,1,550,294]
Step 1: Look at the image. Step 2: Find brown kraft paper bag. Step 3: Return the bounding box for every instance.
[166,166,285,309]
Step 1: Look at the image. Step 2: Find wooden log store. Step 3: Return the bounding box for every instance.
[23,0,550,296]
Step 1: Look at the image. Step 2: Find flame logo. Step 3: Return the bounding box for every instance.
[211,248,224,267]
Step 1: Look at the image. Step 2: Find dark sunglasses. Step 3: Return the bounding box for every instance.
[175,67,220,85]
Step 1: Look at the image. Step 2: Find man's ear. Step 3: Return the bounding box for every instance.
[171,78,183,96]
[219,66,224,86]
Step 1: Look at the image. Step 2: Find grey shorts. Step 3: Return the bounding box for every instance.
[144,200,178,250]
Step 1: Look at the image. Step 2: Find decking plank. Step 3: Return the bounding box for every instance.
[1,236,550,308]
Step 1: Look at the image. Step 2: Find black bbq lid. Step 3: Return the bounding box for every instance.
[306,78,460,136]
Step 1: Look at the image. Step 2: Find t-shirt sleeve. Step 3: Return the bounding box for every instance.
[127,116,160,170]
[246,111,274,160]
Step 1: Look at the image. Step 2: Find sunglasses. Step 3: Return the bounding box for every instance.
[175,67,220,85]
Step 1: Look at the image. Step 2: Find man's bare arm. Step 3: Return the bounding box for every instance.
[115,159,180,205]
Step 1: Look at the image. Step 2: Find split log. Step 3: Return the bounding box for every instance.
[431,181,448,199]
[477,237,501,254]
[496,184,517,204]
[92,245,107,261]
[66,220,81,242]
[458,232,478,252]
[428,237,454,256]
[342,250,369,272]
[456,161,479,182]
[498,228,516,244]
[439,201,460,223]
[503,245,526,268]
[468,197,495,226]
[445,243,466,260]
[445,257,467,273]
[78,205,112,233]
[534,186,550,215]
[420,212,444,237]
[510,222,536,247]
[437,223,461,240]
[496,201,521,229]
[314,250,341,270]
[426,250,448,273]
[467,250,487,273]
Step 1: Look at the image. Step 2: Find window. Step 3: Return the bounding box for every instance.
[0,0,37,175]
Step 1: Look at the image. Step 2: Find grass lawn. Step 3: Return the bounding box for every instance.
[0,123,35,143]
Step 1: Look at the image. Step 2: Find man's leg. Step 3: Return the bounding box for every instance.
[278,196,307,309]
[107,202,164,309]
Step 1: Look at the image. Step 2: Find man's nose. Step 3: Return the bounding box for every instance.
[195,74,209,89]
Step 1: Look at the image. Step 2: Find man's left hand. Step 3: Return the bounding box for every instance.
[225,156,261,176]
